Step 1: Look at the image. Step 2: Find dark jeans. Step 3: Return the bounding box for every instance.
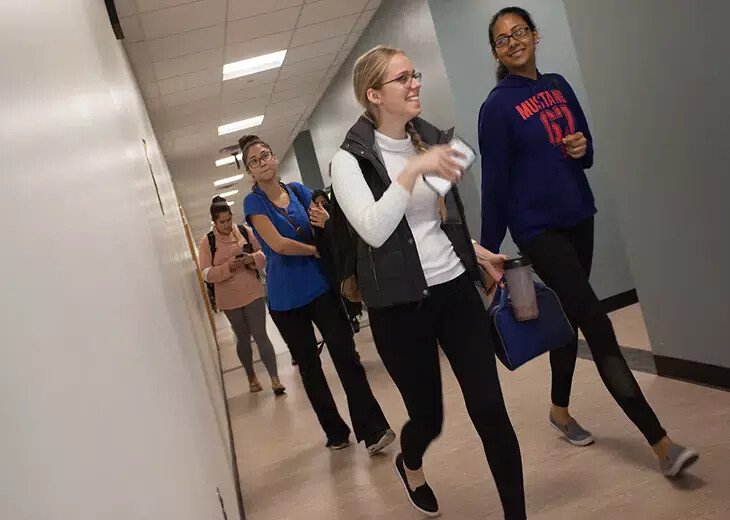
[520,217,666,445]
[269,290,389,444]
[369,273,526,520]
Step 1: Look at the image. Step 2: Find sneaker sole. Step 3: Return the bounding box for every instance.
[664,449,699,478]
[367,430,396,456]
[327,441,351,451]
[550,420,595,447]
[392,454,440,518]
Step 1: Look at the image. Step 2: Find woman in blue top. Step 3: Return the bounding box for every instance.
[240,134,394,455]
[478,6,697,477]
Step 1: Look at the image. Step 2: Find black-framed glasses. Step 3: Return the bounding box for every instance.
[380,71,422,87]
[494,26,531,48]
[247,150,272,169]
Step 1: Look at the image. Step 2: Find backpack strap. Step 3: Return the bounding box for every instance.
[207,231,216,262]
[237,224,249,244]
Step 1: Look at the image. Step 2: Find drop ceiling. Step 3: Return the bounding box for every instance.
[116,0,381,239]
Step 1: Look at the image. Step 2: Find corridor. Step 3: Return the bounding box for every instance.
[220,308,730,519]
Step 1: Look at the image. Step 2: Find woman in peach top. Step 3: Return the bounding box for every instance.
[199,196,285,395]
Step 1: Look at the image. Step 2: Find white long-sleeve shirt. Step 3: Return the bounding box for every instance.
[331,130,464,287]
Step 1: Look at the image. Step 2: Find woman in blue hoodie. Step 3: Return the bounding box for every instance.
[478,6,697,477]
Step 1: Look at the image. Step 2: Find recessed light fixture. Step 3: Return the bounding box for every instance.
[222,50,287,81]
[218,115,264,136]
[218,189,239,198]
[215,154,242,167]
[213,174,244,187]
[227,201,235,206]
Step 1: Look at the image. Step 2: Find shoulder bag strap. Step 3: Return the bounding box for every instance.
[259,183,313,244]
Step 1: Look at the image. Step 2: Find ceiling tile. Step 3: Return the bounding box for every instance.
[270,82,319,103]
[136,0,198,13]
[140,0,225,39]
[266,97,310,117]
[164,96,221,119]
[147,24,224,62]
[297,0,368,26]
[222,97,270,122]
[353,7,377,33]
[120,16,144,42]
[162,82,222,107]
[157,67,221,95]
[365,0,381,9]
[141,81,161,99]
[279,52,336,79]
[145,96,164,111]
[289,13,359,47]
[274,69,326,92]
[342,29,362,51]
[284,35,346,64]
[114,0,138,17]
[228,0,303,22]
[224,31,293,63]
[221,82,275,105]
[131,61,158,83]
[124,40,152,64]
[227,7,300,45]
[154,47,223,79]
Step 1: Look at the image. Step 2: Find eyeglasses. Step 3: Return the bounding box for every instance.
[380,71,422,87]
[247,150,272,169]
[494,26,531,48]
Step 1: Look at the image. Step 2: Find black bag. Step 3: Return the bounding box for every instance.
[322,188,361,302]
[205,224,252,311]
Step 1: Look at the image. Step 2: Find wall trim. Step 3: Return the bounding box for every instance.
[654,355,730,391]
[601,289,639,314]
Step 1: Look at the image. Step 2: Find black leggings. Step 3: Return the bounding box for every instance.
[520,217,666,445]
[269,290,389,445]
[369,273,526,520]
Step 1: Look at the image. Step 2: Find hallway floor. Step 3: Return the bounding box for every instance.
[222,306,729,519]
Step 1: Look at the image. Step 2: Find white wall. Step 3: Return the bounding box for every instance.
[563,0,730,367]
[426,0,635,298]
[0,1,240,519]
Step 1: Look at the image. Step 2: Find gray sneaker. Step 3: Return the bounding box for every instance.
[366,428,396,456]
[549,415,595,446]
[660,443,699,477]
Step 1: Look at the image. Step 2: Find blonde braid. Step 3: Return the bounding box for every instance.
[406,121,448,222]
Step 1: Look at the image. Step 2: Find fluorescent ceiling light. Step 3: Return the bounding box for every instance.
[218,115,264,136]
[227,201,235,206]
[215,154,242,167]
[218,189,239,198]
[223,50,287,81]
[213,174,244,187]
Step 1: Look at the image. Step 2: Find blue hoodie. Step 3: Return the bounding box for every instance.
[478,72,596,253]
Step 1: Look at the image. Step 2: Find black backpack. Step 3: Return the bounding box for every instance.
[205,224,252,311]
[326,188,361,302]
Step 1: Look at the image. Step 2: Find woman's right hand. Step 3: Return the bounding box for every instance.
[409,145,465,183]
[227,255,246,271]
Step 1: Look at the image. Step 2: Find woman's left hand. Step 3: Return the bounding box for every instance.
[309,204,329,229]
[563,132,587,159]
[473,242,508,286]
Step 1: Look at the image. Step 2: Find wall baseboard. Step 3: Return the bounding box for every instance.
[654,355,730,391]
[601,289,639,314]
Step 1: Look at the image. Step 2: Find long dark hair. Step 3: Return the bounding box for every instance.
[488,6,537,82]
[210,196,231,222]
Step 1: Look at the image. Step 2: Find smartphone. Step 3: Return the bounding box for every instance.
[423,136,477,197]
